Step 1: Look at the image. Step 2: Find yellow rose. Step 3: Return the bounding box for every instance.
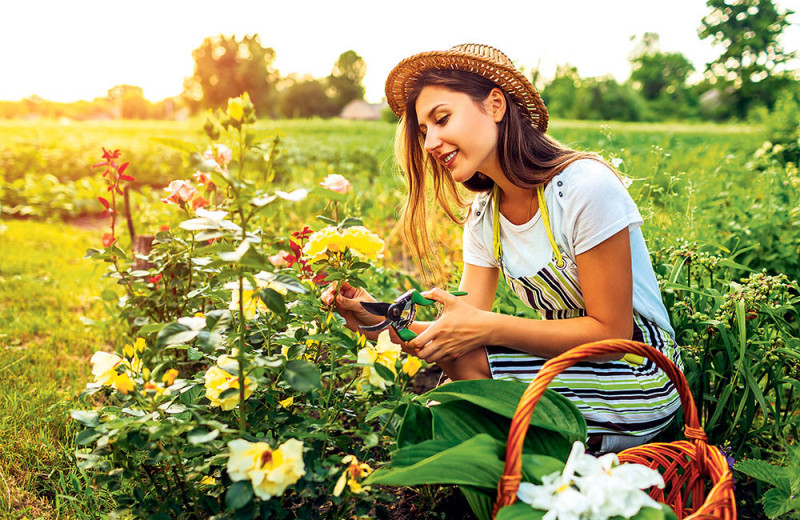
[356,330,401,391]
[90,351,135,394]
[333,454,372,496]
[161,368,179,386]
[402,356,423,377]
[204,355,257,411]
[229,287,268,320]
[303,226,385,264]
[227,438,305,500]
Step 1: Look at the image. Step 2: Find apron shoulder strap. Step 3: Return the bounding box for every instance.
[492,184,565,268]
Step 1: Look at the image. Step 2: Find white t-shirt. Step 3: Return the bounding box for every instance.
[462,158,674,336]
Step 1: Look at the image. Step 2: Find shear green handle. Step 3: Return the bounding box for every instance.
[409,290,468,306]
[396,328,419,341]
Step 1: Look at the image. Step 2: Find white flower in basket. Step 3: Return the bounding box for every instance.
[517,441,665,520]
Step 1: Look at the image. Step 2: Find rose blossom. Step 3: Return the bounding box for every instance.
[161,180,197,204]
[319,174,351,194]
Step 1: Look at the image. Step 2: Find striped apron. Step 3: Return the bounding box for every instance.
[486,185,682,439]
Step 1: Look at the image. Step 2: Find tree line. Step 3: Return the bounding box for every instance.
[1,0,796,122]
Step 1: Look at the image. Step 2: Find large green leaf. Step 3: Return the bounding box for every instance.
[418,379,586,440]
[365,434,505,489]
[430,400,573,459]
[495,502,545,520]
[735,458,786,487]
[461,486,494,520]
[396,401,433,448]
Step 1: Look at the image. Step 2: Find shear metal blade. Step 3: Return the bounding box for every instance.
[360,302,392,317]
[359,318,392,332]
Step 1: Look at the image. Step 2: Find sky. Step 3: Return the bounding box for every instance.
[2,0,798,104]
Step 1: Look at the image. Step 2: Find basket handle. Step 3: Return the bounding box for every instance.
[493,339,707,517]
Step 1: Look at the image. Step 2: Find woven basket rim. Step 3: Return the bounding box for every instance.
[384,43,548,132]
[492,339,736,520]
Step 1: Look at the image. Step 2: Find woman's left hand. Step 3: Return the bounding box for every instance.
[404,288,490,363]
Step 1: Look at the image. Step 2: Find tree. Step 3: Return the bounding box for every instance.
[630,33,695,100]
[107,85,150,119]
[185,34,279,117]
[280,77,338,118]
[629,33,697,119]
[698,0,797,118]
[327,50,366,112]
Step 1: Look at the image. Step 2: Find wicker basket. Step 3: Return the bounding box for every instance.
[492,339,736,520]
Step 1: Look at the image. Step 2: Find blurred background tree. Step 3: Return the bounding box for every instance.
[183,34,279,117]
[280,76,338,118]
[327,50,366,112]
[629,33,698,120]
[698,0,797,119]
[107,85,150,119]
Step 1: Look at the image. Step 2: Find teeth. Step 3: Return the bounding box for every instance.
[443,151,457,163]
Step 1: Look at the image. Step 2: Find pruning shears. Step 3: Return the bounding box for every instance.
[359,289,468,341]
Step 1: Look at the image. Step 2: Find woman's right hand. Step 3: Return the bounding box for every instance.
[321,281,383,334]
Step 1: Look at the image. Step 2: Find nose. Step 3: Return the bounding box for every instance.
[423,128,441,154]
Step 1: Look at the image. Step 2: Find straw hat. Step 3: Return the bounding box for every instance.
[385,43,548,132]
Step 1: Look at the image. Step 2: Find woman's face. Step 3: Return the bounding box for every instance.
[414,85,504,183]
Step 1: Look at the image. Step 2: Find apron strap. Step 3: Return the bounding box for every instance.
[492,184,565,268]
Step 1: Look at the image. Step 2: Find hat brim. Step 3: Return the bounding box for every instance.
[385,49,548,132]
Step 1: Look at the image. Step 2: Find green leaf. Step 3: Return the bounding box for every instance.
[187,427,220,445]
[150,137,197,154]
[418,379,586,440]
[762,487,800,519]
[76,428,102,446]
[430,400,572,458]
[365,405,394,422]
[373,361,396,383]
[205,309,232,332]
[461,486,494,520]
[259,288,286,315]
[70,410,99,427]
[366,434,505,489]
[187,346,203,361]
[225,481,253,511]
[339,217,363,228]
[495,502,545,520]
[156,322,199,348]
[735,459,787,487]
[283,360,321,392]
[396,401,433,448]
[317,215,337,225]
[257,272,308,294]
[219,387,240,401]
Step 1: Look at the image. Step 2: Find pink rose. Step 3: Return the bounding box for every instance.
[320,174,351,194]
[193,170,214,187]
[203,144,233,169]
[268,250,291,267]
[191,195,210,210]
[161,180,197,204]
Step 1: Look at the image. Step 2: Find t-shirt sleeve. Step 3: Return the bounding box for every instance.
[462,202,498,269]
[559,160,643,256]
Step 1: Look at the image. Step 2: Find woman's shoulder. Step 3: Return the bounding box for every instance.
[551,157,624,200]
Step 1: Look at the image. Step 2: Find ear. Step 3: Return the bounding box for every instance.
[487,88,507,123]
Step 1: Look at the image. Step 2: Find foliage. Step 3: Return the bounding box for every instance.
[698,0,798,119]
[70,94,467,519]
[735,445,800,519]
[184,34,280,117]
[366,379,586,520]
[279,77,339,119]
[655,243,800,458]
[628,33,698,120]
[328,50,367,112]
[541,67,646,121]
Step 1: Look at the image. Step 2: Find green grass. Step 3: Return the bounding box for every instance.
[0,220,113,519]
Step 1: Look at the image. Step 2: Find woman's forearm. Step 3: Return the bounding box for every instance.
[480,310,631,359]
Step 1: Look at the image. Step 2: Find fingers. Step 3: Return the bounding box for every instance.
[421,287,455,305]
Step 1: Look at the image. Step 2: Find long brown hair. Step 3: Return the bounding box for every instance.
[396,69,598,284]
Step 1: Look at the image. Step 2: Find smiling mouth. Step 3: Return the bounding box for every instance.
[441,150,457,167]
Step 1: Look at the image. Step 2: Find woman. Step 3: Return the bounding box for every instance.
[324,44,682,452]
